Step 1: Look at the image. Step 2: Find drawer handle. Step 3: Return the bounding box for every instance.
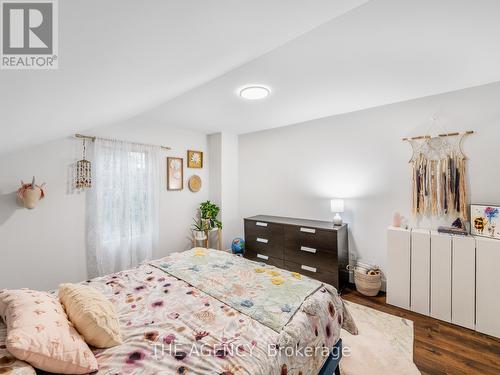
[256,222,268,227]
[301,265,317,273]
[300,246,317,254]
[256,238,268,244]
[300,227,316,234]
[257,254,269,260]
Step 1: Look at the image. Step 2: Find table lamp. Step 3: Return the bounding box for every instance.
[331,199,344,226]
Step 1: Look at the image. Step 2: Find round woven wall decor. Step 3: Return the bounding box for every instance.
[188,175,202,192]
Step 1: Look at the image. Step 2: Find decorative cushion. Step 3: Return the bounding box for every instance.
[58,283,122,348]
[0,320,36,375]
[0,289,98,374]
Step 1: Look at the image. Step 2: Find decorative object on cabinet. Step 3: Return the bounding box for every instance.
[17,177,45,209]
[404,126,474,220]
[188,175,202,192]
[437,217,468,236]
[471,204,499,239]
[187,150,203,168]
[387,226,500,338]
[392,212,402,227]
[75,138,92,189]
[167,157,183,190]
[348,263,382,297]
[243,215,349,290]
[330,199,344,226]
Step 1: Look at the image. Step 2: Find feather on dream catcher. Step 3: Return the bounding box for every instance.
[405,122,473,220]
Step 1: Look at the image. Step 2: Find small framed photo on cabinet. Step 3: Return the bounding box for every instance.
[471,204,500,240]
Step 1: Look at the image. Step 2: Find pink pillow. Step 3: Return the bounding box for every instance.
[0,289,98,374]
[0,320,36,375]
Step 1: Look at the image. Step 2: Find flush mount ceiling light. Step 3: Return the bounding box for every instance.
[238,85,271,100]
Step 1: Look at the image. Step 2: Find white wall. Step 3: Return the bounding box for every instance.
[239,82,500,275]
[220,133,240,248]
[3,82,499,291]
[208,134,222,205]
[208,133,240,249]
[0,118,209,290]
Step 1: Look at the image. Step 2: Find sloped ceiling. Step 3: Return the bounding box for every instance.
[146,0,500,134]
[1,0,500,154]
[0,0,369,154]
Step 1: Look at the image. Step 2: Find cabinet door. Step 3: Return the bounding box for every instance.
[387,227,411,309]
[452,236,475,329]
[476,237,500,338]
[411,229,431,316]
[430,232,452,322]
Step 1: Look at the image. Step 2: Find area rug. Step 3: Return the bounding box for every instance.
[340,301,421,374]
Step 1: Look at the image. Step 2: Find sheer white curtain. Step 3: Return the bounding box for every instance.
[87,139,161,277]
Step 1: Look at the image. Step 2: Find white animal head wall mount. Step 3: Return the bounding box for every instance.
[17,176,46,209]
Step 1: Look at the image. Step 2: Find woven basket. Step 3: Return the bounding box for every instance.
[349,265,382,296]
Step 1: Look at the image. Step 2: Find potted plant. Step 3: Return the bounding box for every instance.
[192,217,207,241]
[199,200,222,230]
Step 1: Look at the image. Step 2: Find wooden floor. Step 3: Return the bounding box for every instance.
[341,287,500,375]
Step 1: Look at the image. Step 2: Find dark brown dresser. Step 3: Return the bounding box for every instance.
[243,215,349,290]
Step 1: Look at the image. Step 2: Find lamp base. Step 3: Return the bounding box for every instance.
[333,213,343,226]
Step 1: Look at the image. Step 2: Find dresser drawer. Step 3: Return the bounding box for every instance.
[245,220,284,259]
[245,219,284,238]
[284,261,339,288]
[245,237,284,259]
[284,245,338,270]
[284,225,337,252]
[244,249,284,268]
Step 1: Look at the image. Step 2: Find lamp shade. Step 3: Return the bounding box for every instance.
[330,199,344,213]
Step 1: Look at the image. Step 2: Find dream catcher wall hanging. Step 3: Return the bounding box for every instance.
[404,122,473,220]
[75,139,92,189]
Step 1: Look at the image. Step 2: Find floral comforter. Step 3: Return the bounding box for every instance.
[84,249,357,375]
[150,248,322,332]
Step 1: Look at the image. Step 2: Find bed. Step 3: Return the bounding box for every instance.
[1,248,357,374]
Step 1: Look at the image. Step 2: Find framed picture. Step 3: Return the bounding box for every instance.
[187,150,203,168]
[167,157,183,190]
[471,204,500,240]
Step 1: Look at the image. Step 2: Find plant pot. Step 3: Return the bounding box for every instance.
[201,218,211,230]
[194,230,207,241]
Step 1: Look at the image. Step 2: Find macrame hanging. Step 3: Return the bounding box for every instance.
[75,139,92,189]
[406,129,472,220]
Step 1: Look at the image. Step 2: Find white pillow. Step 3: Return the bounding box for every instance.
[59,283,122,348]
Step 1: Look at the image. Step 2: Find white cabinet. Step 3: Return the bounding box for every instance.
[411,229,430,315]
[387,227,411,309]
[451,236,476,330]
[430,231,452,322]
[387,227,499,338]
[476,237,500,338]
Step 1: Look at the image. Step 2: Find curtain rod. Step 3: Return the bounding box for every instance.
[402,130,474,141]
[74,133,171,150]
